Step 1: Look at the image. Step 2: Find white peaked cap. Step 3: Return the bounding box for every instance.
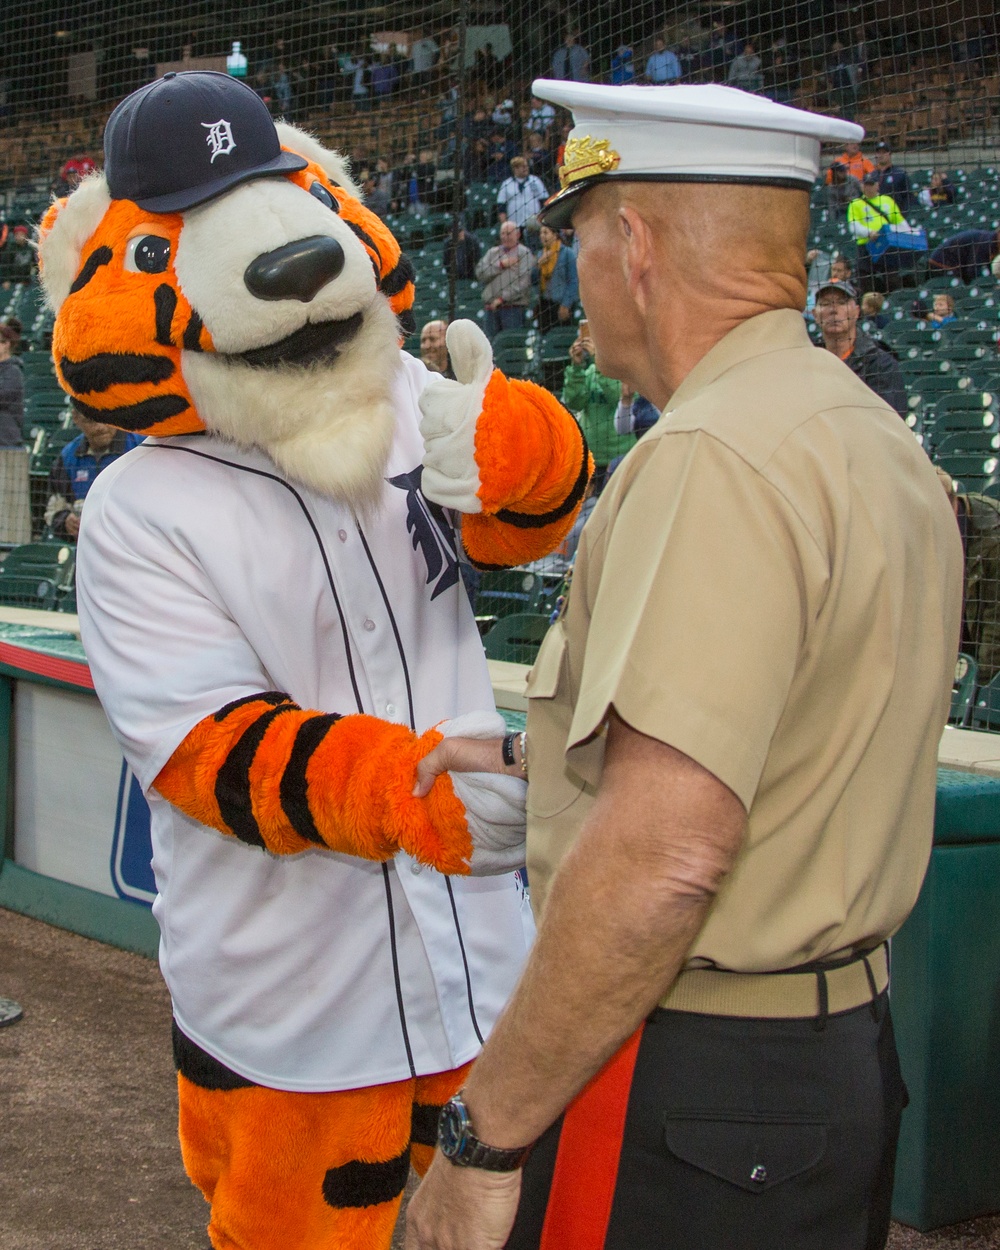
[532,80,864,226]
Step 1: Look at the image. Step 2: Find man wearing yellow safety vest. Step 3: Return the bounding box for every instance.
[848,171,909,293]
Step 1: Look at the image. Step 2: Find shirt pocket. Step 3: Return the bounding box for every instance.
[661,1109,828,1194]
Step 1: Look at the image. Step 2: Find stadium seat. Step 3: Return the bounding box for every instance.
[0,541,75,610]
[972,670,1000,731]
[934,452,999,493]
[483,612,551,665]
[951,653,979,727]
[474,568,541,619]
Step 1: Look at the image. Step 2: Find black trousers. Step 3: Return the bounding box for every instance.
[507,994,907,1250]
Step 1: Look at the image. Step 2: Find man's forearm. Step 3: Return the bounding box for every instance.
[463,825,712,1149]
[461,721,745,1150]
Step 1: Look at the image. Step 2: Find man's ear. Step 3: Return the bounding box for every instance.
[620,204,654,315]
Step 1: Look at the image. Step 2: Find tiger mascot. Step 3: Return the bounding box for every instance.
[37,71,591,1250]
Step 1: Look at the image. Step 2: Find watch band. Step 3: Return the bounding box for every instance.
[438,1091,533,1172]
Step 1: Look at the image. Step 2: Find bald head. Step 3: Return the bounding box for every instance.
[571,180,810,406]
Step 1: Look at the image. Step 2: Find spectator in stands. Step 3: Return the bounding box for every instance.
[849,172,910,291]
[486,128,517,183]
[348,50,370,111]
[0,225,36,286]
[443,219,482,279]
[873,142,915,214]
[475,221,533,338]
[614,385,660,438]
[825,139,873,186]
[831,254,854,283]
[562,327,635,488]
[45,405,143,541]
[551,31,591,82]
[0,324,23,447]
[826,161,863,209]
[928,293,958,328]
[945,480,1000,684]
[497,157,549,241]
[763,49,797,104]
[860,291,890,330]
[610,44,636,85]
[370,53,400,103]
[360,168,391,219]
[419,320,452,377]
[533,225,578,334]
[526,95,556,136]
[645,37,681,85]
[526,130,555,184]
[52,154,97,198]
[919,170,957,209]
[727,41,763,93]
[408,29,439,89]
[827,40,859,120]
[928,227,1000,284]
[813,280,907,417]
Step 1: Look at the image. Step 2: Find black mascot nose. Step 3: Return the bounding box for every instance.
[244,236,346,302]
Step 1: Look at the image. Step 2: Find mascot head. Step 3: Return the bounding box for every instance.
[37,71,416,508]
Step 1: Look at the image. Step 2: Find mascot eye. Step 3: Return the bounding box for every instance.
[125,235,171,274]
[310,182,339,213]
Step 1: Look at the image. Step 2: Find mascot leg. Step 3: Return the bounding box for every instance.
[175,1026,471,1248]
[409,1061,473,1177]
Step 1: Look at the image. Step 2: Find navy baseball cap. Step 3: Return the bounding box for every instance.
[104,71,307,212]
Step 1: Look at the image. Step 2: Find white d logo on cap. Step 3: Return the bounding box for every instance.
[202,119,236,163]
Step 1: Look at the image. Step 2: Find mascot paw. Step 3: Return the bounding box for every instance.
[392,729,474,875]
[418,320,493,513]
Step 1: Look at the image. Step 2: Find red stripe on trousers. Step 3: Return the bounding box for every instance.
[539,1025,644,1250]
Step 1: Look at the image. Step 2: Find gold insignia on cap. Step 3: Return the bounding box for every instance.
[558,135,621,191]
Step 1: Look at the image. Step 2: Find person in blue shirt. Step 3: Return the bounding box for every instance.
[928,227,1000,284]
[610,45,635,84]
[873,142,914,214]
[45,405,143,540]
[645,37,681,84]
[533,225,579,333]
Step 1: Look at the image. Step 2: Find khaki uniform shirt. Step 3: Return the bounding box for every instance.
[526,309,963,978]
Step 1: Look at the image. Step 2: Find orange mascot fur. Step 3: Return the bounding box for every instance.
[38,71,591,1250]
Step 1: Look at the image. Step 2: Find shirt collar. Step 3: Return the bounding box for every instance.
[667,309,812,410]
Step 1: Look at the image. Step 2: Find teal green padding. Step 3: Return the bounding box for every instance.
[0,861,159,958]
[933,767,1000,844]
[0,621,87,664]
[500,709,527,734]
[891,841,1000,1229]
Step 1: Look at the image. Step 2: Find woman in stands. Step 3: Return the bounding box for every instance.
[533,225,578,334]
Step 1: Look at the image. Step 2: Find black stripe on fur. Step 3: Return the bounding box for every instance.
[213,691,293,722]
[172,1020,256,1090]
[69,246,112,295]
[322,1149,411,1209]
[381,253,415,298]
[154,283,177,347]
[71,392,191,430]
[494,429,591,530]
[397,308,416,337]
[411,1102,443,1148]
[59,352,175,394]
[279,713,343,846]
[214,703,298,847]
[183,310,204,352]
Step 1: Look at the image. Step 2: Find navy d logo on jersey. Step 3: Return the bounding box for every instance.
[203,119,236,163]
[389,466,459,600]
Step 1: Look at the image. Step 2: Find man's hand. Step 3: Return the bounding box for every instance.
[64,512,81,538]
[413,734,515,797]
[405,1151,521,1250]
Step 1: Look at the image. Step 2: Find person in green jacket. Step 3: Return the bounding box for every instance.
[561,328,635,487]
[847,172,915,293]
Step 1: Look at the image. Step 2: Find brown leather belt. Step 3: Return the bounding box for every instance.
[659,945,889,1019]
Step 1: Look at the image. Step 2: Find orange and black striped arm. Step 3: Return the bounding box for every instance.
[462,370,594,570]
[154,692,472,874]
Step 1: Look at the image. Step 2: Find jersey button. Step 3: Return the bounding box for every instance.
[338,529,348,542]
[410,860,424,875]
[386,703,396,716]
[363,618,376,631]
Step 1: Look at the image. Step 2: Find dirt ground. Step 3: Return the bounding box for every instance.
[1,906,997,1250]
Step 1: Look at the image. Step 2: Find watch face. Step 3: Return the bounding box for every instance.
[438,1099,470,1159]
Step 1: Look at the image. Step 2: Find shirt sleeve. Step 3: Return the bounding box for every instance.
[567,431,825,809]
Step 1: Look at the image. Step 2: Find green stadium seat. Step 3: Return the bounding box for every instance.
[0,541,75,610]
[934,453,999,493]
[951,653,979,727]
[483,612,551,665]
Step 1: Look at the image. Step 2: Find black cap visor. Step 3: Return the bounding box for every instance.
[131,148,307,213]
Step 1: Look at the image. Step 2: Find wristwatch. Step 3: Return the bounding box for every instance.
[437,1090,533,1171]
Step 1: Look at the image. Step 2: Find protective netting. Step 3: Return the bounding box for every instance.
[0,2,997,709]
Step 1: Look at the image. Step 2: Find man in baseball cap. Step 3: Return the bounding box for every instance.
[103,70,306,212]
[813,278,907,416]
[407,81,962,1250]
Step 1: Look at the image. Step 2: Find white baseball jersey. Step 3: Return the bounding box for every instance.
[76,352,534,1092]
